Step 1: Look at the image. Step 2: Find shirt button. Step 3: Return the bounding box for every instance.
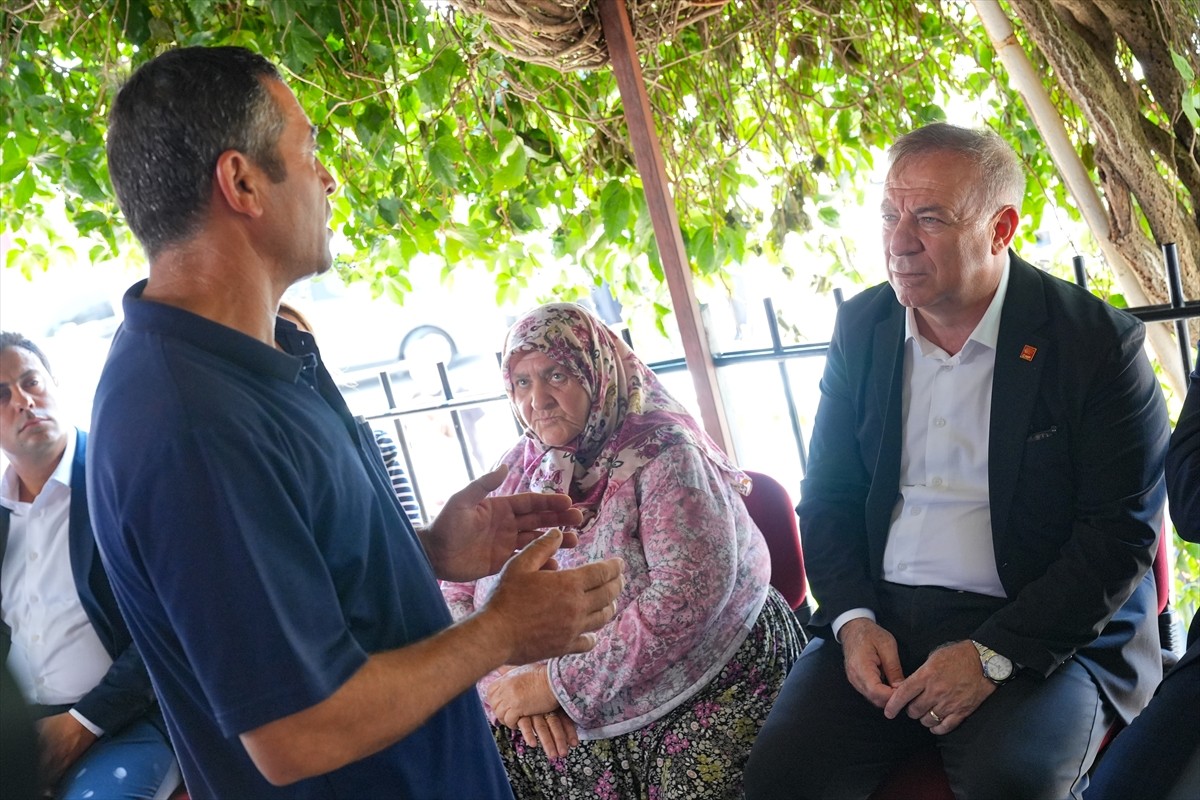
[932,477,943,487]
[934,418,947,427]
[31,634,40,643]
[910,507,921,516]
[35,677,45,686]
[898,562,909,571]
[29,551,38,561]
[30,595,39,603]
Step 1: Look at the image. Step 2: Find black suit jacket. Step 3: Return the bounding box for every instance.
[1166,338,1200,654]
[0,429,161,734]
[798,254,1169,723]
[1166,340,1200,546]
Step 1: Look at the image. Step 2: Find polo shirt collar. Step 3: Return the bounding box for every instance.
[120,279,306,383]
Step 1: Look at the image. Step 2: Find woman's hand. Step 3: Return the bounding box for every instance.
[487,663,559,728]
[516,710,579,760]
[491,664,579,759]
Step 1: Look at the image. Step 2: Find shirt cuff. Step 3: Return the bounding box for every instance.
[68,708,104,738]
[832,608,876,642]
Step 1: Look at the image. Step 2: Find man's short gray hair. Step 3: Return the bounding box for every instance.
[888,123,1027,214]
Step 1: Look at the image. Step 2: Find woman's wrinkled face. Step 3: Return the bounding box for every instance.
[509,350,592,447]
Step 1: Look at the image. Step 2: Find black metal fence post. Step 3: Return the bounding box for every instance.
[1162,243,1194,377]
[763,297,808,473]
[437,361,477,482]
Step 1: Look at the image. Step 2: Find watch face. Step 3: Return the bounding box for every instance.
[973,640,1014,684]
[983,652,1014,682]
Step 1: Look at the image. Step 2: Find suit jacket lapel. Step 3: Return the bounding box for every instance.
[866,305,906,544]
[68,429,93,603]
[989,255,1049,543]
[0,505,9,663]
[65,430,120,657]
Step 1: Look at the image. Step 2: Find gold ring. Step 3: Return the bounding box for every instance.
[927,710,942,723]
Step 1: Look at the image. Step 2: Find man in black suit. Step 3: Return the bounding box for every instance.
[0,332,177,799]
[744,123,1169,799]
[1086,338,1200,799]
[1166,340,1200,565]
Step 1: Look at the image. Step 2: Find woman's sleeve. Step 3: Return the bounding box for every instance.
[440,580,478,622]
[439,579,505,718]
[550,444,754,728]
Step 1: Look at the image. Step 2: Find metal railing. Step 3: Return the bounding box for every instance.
[362,243,1198,526]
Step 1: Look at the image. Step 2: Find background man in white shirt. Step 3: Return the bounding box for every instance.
[745,124,1169,799]
[0,331,178,799]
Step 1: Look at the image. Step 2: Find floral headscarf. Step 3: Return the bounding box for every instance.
[495,303,749,529]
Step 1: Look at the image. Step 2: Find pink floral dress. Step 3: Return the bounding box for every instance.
[441,303,804,799]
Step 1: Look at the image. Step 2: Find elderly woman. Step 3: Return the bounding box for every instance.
[442,303,803,799]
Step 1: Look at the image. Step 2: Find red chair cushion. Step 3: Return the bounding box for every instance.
[742,471,807,610]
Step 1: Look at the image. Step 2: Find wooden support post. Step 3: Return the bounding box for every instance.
[596,0,734,456]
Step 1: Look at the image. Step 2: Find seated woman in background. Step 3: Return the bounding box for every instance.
[442,302,804,799]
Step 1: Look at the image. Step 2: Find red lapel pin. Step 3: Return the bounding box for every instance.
[1020,344,1038,362]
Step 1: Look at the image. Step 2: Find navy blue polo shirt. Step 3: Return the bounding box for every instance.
[88,280,512,799]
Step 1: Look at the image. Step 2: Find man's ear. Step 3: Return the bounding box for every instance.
[991,206,1019,254]
[213,150,266,219]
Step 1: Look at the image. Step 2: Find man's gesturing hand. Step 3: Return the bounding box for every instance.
[483,529,624,666]
[840,618,906,708]
[422,465,585,581]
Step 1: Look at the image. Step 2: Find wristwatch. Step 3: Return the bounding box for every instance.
[971,640,1015,685]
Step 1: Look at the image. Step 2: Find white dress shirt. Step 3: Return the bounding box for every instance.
[1,428,111,733]
[833,259,1012,638]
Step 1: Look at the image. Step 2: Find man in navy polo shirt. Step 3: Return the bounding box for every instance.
[88,46,625,799]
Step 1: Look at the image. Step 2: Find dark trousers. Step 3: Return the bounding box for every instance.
[1085,637,1200,800]
[745,583,1113,800]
